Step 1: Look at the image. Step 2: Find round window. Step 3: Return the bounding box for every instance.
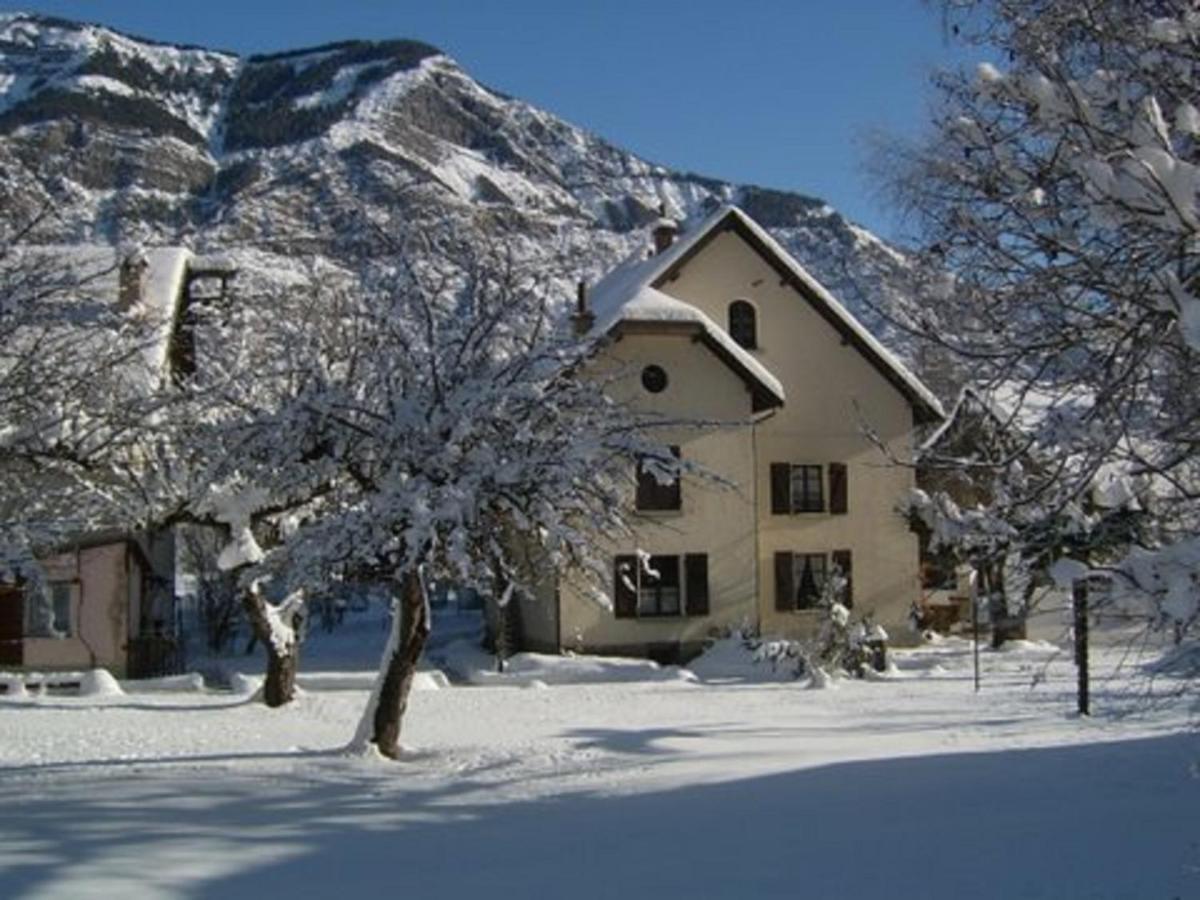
[641,364,668,393]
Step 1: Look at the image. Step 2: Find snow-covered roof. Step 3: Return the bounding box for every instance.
[589,204,944,423]
[4,243,192,387]
[590,278,785,411]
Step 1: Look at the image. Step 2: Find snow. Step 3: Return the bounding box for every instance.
[439,638,696,685]
[78,668,125,697]
[0,632,1195,898]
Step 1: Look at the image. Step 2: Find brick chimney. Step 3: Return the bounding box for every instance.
[651,202,678,255]
[572,279,595,336]
[118,249,149,311]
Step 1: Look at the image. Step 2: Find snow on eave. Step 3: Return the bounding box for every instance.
[635,204,945,424]
[589,284,785,411]
[917,386,1000,455]
[138,247,192,376]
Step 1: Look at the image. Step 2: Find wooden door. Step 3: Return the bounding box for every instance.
[0,586,23,666]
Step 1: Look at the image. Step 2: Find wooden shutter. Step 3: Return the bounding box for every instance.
[0,586,24,666]
[684,554,709,616]
[613,555,637,618]
[770,463,791,514]
[774,551,794,611]
[829,463,848,514]
[832,549,853,608]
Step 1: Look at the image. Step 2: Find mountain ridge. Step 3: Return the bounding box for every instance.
[0,11,922,361]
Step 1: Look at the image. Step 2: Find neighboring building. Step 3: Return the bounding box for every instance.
[0,246,234,680]
[0,531,176,678]
[510,205,944,662]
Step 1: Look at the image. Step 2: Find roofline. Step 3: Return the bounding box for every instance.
[648,206,945,425]
[606,320,785,413]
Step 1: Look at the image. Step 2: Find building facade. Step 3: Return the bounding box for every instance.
[516,205,943,662]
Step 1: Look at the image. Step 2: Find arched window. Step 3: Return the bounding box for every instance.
[728,300,757,349]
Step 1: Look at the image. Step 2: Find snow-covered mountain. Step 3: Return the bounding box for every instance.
[0,12,918,352]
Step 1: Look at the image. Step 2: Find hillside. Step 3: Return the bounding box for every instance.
[0,12,919,350]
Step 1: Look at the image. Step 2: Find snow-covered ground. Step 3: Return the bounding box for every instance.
[1,622,1197,899]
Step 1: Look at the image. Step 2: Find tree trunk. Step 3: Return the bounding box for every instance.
[242,587,298,708]
[370,568,431,759]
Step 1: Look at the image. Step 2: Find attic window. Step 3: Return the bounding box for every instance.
[729,300,757,349]
[641,365,668,393]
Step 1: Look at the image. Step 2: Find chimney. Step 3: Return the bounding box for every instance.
[118,249,149,311]
[651,202,678,255]
[572,279,595,336]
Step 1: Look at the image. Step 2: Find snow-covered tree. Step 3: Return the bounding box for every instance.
[166,217,682,756]
[884,0,1200,643]
[0,165,171,586]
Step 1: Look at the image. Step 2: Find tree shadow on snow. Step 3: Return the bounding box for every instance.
[0,733,1197,899]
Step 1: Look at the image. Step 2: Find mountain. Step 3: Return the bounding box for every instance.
[0,12,919,355]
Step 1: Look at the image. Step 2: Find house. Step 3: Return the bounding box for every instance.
[0,246,234,680]
[508,204,944,662]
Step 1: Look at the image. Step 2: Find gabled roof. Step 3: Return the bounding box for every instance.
[590,280,785,413]
[590,204,945,424]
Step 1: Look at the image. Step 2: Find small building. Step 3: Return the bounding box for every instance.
[0,531,177,678]
[0,246,234,680]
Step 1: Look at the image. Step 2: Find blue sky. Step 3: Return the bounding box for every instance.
[10,1,974,239]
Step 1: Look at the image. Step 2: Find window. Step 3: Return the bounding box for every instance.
[775,550,853,611]
[790,465,824,513]
[794,554,827,609]
[641,364,668,393]
[770,462,848,515]
[636,446,681,511]
[728,300,757,349]
[637,555,681,616]
[613,553,709,618]
[24,582,72,638]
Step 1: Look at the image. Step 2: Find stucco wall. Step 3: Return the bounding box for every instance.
[659,229,922,641]
[24,543,132,674]
[557,330,761,655]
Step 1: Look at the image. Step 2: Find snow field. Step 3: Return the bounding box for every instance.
[0,637,1196,899]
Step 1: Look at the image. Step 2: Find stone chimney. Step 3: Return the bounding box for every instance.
[118,249,149,311]
[651,202,678,255]
[572,279,595,336]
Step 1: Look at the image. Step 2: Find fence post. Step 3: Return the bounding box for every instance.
[1072,578,1089,716]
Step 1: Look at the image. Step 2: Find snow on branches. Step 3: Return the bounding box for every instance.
[885,1,1200,643]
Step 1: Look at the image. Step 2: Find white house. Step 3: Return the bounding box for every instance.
[510,204,944,662]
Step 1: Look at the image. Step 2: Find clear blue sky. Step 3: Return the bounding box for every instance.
[11,1,972,239]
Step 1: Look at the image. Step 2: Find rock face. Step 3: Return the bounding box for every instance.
[0,13,918,349]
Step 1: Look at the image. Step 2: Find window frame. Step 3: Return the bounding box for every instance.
[793,552,828,610]
[789,464,825,513]
[614,553,709,619]
[641,364,668,394]
[635,446,682,512]
[636,555,682,617]
[728,299,758,350]
[24,581,74,639]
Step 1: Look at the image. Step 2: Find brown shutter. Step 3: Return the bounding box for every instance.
[664,446,682,510]
[774,551,794,611]
[832,549,853,608]
[770,463,791,514]
[613,555,637,618]
[684,553,709,616]
[829,463,848,514]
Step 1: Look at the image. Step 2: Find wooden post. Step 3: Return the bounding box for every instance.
[972,584,981,693]
[1072,578,1089,716]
